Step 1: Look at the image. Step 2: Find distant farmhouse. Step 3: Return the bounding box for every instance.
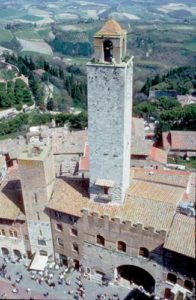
[162,131,196,158]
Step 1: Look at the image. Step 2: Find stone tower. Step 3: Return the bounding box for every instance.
[87,19,133,204]
[18,144,55,258]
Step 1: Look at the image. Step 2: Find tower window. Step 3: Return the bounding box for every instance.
[55,211,62,219]
[72,243,79,253]
[9,230,13,237]
[104,186,109,195]
[70,228,78,236]
[14,231,18,238]
[103,40,113,62]
[184,280,193,291]
[117,241,126,252]
[38,239,46,246]
[34,193,38,204]
[57,238,64,247]
[97,234,105,246]
[167,273,177,284]
[139,247,149,258]
[56,223,63,232]
[37,212,40,221]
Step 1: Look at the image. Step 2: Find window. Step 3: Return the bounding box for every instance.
[72,243,79,253]
[184,280,193,291]
[167,273,177,284]
[104,186,109,195]
[40,230,42,236]
[139,247,149,258]
[57,238,64,247]
[70,228,78,236]
[96,235,105,246]
[55,211,62,219]
[13,231,17,238]
[38,239,46,246]
[1,229,5,236]
[69,215,77,224]
[117,241,126,252]
[9,230,14,238]
[103,40,113,62]
[37,212,40,221]
[56,223,63,232]
[34,193,38,204]
[25,235,29,240]
[40,250,48,256]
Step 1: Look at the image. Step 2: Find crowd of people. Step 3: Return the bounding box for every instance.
[0,258,122,300]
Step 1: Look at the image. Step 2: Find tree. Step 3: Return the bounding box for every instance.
[47,99,54,111]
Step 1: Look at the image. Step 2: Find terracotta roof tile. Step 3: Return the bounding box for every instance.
[95,19,126,36]
[48,176,184,231]
[164,213,195,258]
[149,146,167,164]
[133,168,191,188]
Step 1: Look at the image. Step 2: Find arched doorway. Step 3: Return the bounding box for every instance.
[1,247,9,256]
[13,249,21,259]
[117,265,155,293]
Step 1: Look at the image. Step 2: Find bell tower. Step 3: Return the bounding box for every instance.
[94,19,127,64]
[87,20,133,205]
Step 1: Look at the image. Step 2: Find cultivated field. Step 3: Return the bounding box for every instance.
[17,38,53,55]
[0,29,13,43]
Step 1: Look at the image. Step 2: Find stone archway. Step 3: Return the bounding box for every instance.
[13,249,21,259]
[1,247,9,256]
[117,265,155,293]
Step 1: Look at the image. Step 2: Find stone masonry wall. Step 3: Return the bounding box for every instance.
[87,59,133,204]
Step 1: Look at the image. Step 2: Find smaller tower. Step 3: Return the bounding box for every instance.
[18,144,55,258]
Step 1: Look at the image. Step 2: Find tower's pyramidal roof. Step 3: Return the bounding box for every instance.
[95,19,126,36]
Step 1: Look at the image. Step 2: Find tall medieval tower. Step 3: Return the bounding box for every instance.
[87,20,133,204]
[18,144,55,258]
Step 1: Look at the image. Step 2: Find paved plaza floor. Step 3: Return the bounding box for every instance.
[0,257,131,300]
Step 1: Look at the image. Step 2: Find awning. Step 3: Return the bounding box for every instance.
[95,179,115,188]
[29,253,48,271]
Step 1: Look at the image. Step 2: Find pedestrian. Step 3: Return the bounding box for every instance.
[20,274,23,281]
[7,275,11,281]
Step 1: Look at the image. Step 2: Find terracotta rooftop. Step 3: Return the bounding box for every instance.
[164,213,195,258]
[95,19,126,36]
[48,171,185,231]
[149,146,167,164]
[131,137,152,156]
[132,168,191,188]
[132,117,145,138]
[0,166,25,220]
[163,131,196,151]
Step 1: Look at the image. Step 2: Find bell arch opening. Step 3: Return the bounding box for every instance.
[117,265,155,293]
[103,40,113,62]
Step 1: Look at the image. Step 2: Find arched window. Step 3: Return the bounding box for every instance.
[103,40,113,62]
[139,247,149,258]
[97,234,105,246]
[1,229,6,236]
[9,230,13,237]
[184,280,193,291]
[117,241,126,252]
[72,243,79,254]
[14,231,18,238]
[167,273,177,284]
